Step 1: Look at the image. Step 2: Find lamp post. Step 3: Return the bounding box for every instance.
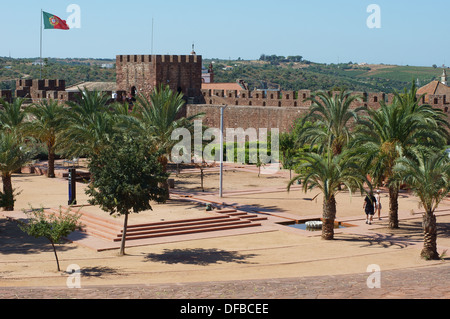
[219,104,227,198]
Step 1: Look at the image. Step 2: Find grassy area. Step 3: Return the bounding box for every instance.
[362,66,441,84]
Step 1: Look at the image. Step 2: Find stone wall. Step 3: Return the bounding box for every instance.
[186,104,309,133]
[0,90,12,102]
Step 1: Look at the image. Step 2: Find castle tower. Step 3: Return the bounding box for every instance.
[115,54,203,101]
[208,62,214,83]
[441,69,448,86]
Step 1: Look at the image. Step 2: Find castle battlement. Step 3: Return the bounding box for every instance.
[16,79,66,92]
[116,54,201,65]
[199,88,450,111]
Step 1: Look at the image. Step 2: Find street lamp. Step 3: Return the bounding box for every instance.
[219,104,228,198]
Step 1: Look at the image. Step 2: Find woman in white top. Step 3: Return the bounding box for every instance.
[375,189,382,220]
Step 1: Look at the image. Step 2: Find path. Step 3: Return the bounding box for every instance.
[0,263,448,299]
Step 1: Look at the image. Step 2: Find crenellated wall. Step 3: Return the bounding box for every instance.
[0,90,12,102]
[14,79,83,103]
[200,88,400,110]
[190,89,450,133]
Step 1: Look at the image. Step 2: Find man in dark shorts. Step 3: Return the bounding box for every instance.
[363,191,376,225]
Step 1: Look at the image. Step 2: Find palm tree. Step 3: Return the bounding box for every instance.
[60,110,117,157]
[297,89,363,155]
[351,83,448,229]
[65,88,110,118]
[288,151,368,240]
[23,99,65,178]
[131,85,203,171]
[393,148,450,260]
[0,132,32,211]
[0,97,27,134]
[60,89,116,157]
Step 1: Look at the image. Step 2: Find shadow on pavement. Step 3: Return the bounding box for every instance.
[144,248,258,266]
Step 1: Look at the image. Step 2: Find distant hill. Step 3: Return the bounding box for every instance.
[0,56,445,94]
[0,57,116,91]
[205,58,446,93]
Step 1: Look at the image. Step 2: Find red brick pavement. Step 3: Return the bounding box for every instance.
[0,263,448,299]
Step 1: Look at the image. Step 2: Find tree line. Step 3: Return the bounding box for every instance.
[0,85,203,259]
[259,54,306,64]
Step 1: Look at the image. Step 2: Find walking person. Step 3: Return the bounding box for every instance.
[364,191,376,225]
[375,189,382,220]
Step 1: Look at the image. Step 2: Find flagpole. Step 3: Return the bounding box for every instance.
[40,9,43,79]
[151,17,154,55]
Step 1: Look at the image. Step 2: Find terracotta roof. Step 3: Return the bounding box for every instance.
[417,81,440,98]
[202,82,244,91]
[435,82,450,95]
[416,81,450,102]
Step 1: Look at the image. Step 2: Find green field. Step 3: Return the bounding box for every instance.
[207,58,445,93]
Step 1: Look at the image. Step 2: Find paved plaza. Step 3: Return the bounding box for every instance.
[1,162,449,300]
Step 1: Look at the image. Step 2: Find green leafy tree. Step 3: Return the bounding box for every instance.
[18,207,81,271]
[86,135,169,256]
[393,149,450,260]
[23,99,65,178]
[288,151,368,240]
[279,132,296,179]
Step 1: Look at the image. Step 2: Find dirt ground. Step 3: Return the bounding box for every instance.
[0,164,449,288]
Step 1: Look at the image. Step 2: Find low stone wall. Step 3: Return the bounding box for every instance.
[186,104,309,133]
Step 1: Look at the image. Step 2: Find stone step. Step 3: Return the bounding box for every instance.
[120,219,253,238]
[47,207,122,230]
[215,209,268,221]
[79,226,119,241]
[125,216,239,232]
[126,215,234,229]
[114,222,262,241]
[242,215,269,221]
[45,207,264,243]
[219,211,249,217]
[216,209,238,214]
[45,207,122,241]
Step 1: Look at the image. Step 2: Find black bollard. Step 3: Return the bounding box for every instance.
[68,168,77,205]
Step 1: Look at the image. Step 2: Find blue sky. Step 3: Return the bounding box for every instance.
[1,0,449,67]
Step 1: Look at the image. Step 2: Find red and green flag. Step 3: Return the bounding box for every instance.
[43,11,70,30]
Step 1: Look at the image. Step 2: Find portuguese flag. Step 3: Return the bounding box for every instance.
[43,11,70,30]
